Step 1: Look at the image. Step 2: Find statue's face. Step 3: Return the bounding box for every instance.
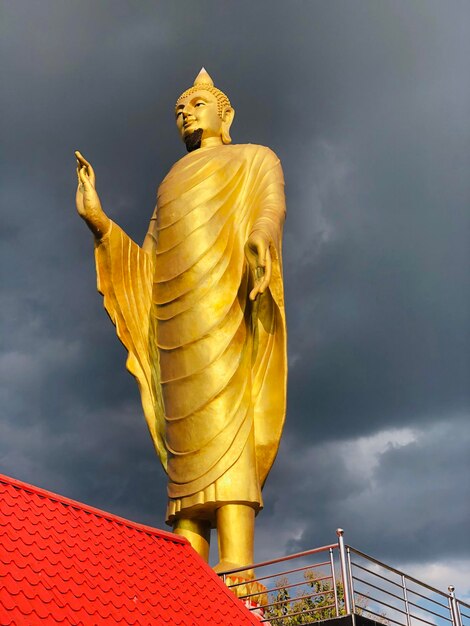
[175,90,222,142]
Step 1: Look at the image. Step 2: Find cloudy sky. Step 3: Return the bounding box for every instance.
[1,0,469,599]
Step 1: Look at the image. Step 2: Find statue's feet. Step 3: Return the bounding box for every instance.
[214,560,254,580]
[215,563,264,602]
[214,560,241,574]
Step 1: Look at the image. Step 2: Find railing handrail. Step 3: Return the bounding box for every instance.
[347,545,464,602]
[218,542,338,576]
[227,560,331,588]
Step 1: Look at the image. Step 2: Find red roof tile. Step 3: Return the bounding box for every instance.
[0,473,259,625]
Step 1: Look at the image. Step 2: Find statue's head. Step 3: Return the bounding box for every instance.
[175,68,235,152]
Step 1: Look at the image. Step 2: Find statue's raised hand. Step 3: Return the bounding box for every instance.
[245,231,272,301]
[75,151,110,239]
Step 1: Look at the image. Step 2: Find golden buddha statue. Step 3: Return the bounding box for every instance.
[75,68,287,576]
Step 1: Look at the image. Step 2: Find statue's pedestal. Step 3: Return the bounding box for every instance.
[224,574,269,623]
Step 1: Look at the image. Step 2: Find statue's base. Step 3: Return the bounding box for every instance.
[223,574,268,621]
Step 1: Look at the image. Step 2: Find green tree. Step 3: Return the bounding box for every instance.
[263,570,386,626]
[265,570,342,625]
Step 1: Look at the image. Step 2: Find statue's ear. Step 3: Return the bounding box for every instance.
[221,106,235,144]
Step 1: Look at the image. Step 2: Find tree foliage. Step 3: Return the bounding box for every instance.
[264,570,345,625]
[263,570,387,626]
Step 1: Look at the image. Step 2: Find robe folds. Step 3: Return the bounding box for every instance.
[95,143,287,526]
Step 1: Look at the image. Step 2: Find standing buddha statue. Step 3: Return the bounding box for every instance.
[75,68,287,577]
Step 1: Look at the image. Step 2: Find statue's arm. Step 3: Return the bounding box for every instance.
[75,151,111,240]
[245,149,286,301]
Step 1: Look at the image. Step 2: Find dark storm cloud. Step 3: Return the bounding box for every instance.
[1,0,469,584]
[259,416,470,565]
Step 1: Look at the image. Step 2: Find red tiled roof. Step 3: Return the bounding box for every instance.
[0,473,259,625]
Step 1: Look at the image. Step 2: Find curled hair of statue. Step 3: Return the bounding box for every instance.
[175,68,232,119]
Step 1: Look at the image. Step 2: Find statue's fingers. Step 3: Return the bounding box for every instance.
[249,285,260,301]
[87,162,96,186]
[259,251,272,294]
[259,274,271,294]
[257,241,267,268]
[75,151,88,167]
[257,269,269,294]
[78,166,89,186]
[75,151,90,166]
[75,151,95,183]
[264,248,272,284]
[249,268,265,301]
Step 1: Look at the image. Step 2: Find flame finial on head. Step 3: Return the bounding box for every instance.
[193,67,214,87]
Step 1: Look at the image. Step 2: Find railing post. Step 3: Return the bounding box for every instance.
[337,528,353,614]
[448,586,463,626]
[346,548,356,613]
[330,547,340,617]
[402,575,412,626]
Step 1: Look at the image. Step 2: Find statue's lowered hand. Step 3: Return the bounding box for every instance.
[75,150,110,239]
[245,231,272,301]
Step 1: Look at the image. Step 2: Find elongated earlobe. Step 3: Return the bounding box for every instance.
[221,125,232,144]
[221,107,235,145]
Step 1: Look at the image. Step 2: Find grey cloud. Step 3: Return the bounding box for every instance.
[258,417,470,564]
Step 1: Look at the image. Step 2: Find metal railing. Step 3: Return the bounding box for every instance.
[346,545,469,626]
[218,529,469,626]
[220,542,341,624]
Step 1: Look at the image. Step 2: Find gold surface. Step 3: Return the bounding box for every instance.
[173,518,211,562]
[75,69,287,572]
[225,576,268,605]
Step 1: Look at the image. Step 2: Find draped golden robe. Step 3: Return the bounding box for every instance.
[95,144,287,526]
